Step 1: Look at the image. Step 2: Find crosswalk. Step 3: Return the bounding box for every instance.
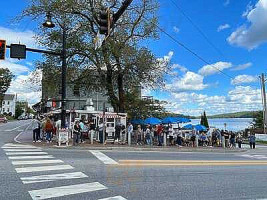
[240,154,267,159]
[2,143,127,200]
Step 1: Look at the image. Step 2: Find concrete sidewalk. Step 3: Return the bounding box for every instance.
[15,129,249,153]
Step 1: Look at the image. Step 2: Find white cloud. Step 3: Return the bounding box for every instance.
[7,69,42,105]
[198,61,232,76]
[217,24,230,32]
[242,2,254,18]
[0,60,30,75]
[231,74,258,85]
[173,26,180,33]
[171,64,188,73]
[231,62,252,71]
[166,85,262,116]
[227,0,267,49]
[0,26,37,48]
[166,71,208,92]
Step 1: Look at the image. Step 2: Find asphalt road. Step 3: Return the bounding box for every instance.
[1,120,267,200]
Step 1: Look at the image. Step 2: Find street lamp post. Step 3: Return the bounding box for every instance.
[43,13,67,128]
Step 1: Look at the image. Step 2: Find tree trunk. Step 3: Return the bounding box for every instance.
[117,73,125,113]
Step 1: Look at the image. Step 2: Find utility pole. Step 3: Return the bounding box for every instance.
[260,73,267,134]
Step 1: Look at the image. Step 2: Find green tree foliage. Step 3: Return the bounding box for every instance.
[200,111,209,128]
[15,104,24,119]
[22,0,169,113]
[252,111,263,129]
[125,91,168,119]
[0,68,13,110]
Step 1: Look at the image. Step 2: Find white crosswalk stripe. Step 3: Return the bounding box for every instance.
[12,159,64,165]
[2,143,127,200]
[90,150,118,165]
[98,196,127,200]
[28,182,107,200]
[4,149,42,152]
[21,172,88,184]
[2,145,37,148]
[8,155,54,160]
[15,165,74,173]
[240,154,267,159]
[6,152,48,155]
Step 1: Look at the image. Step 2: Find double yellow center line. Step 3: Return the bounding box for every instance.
[115,160,267,167]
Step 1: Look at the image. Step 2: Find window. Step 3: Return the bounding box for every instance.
[2,101,5,105]
[7,101,9,105]
[2,108,5,112]
[7,108,9,112]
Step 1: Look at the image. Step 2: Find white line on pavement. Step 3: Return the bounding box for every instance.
[3,143,34,147]
[98,196,127,200]
[5,123,31,132]
[28,182,107,200]
[12,159,64,165]
[89,150,118,165]
[2,146,38,149]
[6,152,48,155]
[21,172,88,184]
[14,122,33,143]
[15,164,73,173]
[4,149,42,152]
[8,155,54,160]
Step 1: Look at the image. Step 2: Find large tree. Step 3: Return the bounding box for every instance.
[22,0,169,113]
[0,68,13,112]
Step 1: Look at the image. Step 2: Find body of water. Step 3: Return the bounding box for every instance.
[190,118,253,131]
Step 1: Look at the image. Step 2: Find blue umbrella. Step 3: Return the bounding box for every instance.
[195,124,207,131]
[183,124,194,129]
[176,117,191,123]
[162,117,178,124]
[144,117,161,125]
[131,119,144,125]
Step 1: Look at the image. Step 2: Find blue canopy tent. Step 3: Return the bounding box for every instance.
[195,124,207,131]
[131,119,145,125]
[176,117,191,123]
[162,117,178,124]
[144,117,161,125]
[183,124,194,129]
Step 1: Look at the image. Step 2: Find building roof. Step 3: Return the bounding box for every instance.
[3,94,15,100]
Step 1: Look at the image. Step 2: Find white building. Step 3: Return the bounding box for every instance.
[1,94,16,116]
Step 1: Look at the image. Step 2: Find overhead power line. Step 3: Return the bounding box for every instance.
[169,0,226,59]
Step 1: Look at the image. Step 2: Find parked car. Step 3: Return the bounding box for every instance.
[0,117,8,123]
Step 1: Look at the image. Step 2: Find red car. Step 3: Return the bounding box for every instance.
[0,117,8,123]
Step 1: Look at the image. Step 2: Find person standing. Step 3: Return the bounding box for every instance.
[32,118,41,143]
[115,123,121,142]
[127,122,133,145]
[55,118,61,141]
[145,125,151,145]
[79,120,85,143]
[136,125,143,145]
[249,133,256,149]
[236,133,243,148]
[45,118,54,143]
[157,124,163,146]
[73,121,81,146]
[168,125,174,146]
[230,132,236,148]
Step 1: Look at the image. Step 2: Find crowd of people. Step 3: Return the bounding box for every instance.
[30,117,257,149]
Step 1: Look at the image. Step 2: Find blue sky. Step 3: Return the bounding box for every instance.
[0,0,266,116]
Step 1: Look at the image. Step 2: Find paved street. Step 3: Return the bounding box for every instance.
[2,120,267,200]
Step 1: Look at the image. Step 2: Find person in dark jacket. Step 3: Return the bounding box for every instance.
[73,121,81,146]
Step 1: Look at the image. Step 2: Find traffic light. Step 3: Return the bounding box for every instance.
[99,8,111,35]
[0,40,6,60]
